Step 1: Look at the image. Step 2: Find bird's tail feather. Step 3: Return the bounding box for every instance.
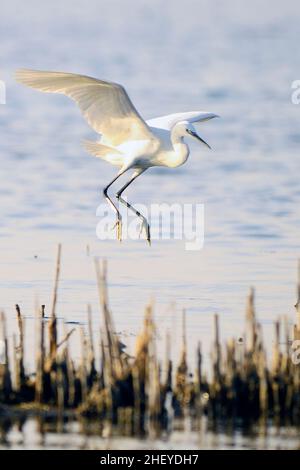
[82,140,122,159]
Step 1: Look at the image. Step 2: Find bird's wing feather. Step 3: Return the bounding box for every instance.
[147,111,218,130]
[82,140,123,158]
[15,69,156,146]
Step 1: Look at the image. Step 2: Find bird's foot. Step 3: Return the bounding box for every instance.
[139,219,151,246]
[112,218,122,242]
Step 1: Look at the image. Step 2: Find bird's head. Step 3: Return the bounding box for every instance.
[175,112,219,149]
[179,121,211,149]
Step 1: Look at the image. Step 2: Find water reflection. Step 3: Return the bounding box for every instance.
[1,414,299,450]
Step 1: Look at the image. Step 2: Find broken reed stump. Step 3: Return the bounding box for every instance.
[0,312,12,402]
[1,257,300,437]
[35,304,45,403]
[14,304,25,393]
[294,259,300,340]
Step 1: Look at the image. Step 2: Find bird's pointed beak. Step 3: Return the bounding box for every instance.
[187,129,211,149]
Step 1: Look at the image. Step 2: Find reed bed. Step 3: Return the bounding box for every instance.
[1,249,300,438]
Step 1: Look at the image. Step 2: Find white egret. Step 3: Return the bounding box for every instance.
[15,69,219,244]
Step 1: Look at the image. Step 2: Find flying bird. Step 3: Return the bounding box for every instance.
[15,69,219,244]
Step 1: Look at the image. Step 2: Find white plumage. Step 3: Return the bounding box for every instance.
[15,69,219,244]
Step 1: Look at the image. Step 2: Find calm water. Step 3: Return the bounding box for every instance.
[0,0,300,448]
[1,417,300,450]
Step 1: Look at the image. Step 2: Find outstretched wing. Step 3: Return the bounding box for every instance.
[147,111,219,130]
[15,69,156,146]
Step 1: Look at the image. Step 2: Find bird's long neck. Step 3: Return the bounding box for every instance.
[169,127,189,168]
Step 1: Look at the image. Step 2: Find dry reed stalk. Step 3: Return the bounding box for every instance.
[79,327,88,403]
[49,244,62,358]
[57,328,75,349]
[174,310,189,413]
[163,331,172,392]
[132,305,154,432]
[245,288,256,352]
[94,263,114,419]
[258,349,268,417]
[56,365,65,418]
[12,334,19,393]
[94,259,124,382]
[192,341,203,422]
[63,325,76,408]
[272,320,281,374]
[15,304,25,390]
[87,304,96,382]
[212,313,221,382]
[0,312,12,401]
[35,305,45,403]
[145,305,161,427]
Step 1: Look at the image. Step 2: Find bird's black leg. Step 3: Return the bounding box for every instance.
[103,171,127,241]
[116,170,151,245]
